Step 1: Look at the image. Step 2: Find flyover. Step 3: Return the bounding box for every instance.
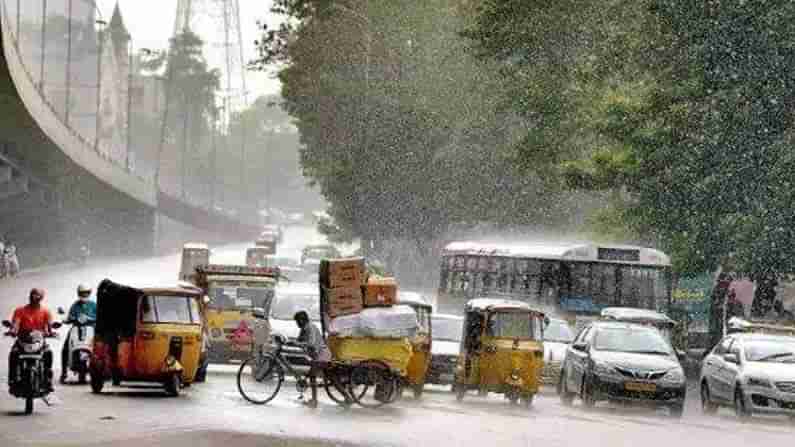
[0,0,260,268]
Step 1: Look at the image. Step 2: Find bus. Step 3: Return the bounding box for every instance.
[437,241,673,320]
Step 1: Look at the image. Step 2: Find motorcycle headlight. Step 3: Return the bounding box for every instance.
[746,376,772,388]
[661,368,685,384]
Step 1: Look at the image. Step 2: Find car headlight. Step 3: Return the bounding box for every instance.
[592,361,618,378]
[661,368,685,384]
[746,376,772,388]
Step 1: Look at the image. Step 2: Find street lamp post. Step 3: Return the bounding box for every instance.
[94,19,107,153]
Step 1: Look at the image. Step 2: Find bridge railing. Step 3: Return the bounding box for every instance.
[1,0,252,222]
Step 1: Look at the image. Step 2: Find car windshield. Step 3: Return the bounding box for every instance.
[433,317,463,342]
[271,293,320,321]
[593,326,673,355]
[487,311,538,339]
[745,339,795,363]
[544,320,575,343]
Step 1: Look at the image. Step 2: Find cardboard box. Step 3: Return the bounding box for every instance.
[364,276,397,307]
[320,258,365,289]
[326,286,364,318]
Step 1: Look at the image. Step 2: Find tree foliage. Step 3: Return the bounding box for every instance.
[465,0,795,277]
[253,0,588,259]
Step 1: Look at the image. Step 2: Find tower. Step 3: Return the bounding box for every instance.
[164,0,250,211]
[173,0,249,131]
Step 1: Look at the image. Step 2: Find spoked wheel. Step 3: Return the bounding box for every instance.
[237,354,283,405]
[348,360,400,408]
[322,365,355,407]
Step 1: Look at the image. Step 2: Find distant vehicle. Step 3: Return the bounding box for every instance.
[262,224,284,243]
[437,240,672,318]
[541,318,575,385]
[700,333,795,420]
[268,283,322,368]
[427,314,463,387]
[255,233,277,254]
[558,321,686,418]
[301,244,341,266]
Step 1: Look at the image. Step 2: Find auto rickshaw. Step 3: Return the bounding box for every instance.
[90,279,205,396]
[454,299,545,407]
[398,292,433,398]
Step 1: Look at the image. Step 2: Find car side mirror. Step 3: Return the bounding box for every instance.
[572,342,589,353]
[1,320,11,329]
[543,316,550,328]
[57,307,66,315]
[252,307,267,319]
[724,353,740,364]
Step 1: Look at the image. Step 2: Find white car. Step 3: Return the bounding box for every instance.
[700,333,795,419]
[427,314,464,386]
[269,283,322,367]
[542,318,575,385]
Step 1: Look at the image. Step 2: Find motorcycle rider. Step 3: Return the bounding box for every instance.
[7,288,56,392]
[60,284,96,383]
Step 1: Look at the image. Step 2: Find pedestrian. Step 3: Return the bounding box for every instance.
[5,244,19,277]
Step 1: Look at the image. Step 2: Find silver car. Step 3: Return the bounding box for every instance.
[700,333,795,419]
[541,318,574,385]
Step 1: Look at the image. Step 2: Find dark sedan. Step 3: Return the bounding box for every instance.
[558,321,687,417]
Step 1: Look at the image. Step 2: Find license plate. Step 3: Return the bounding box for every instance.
[440,374,455,382]
[625,382,656,392]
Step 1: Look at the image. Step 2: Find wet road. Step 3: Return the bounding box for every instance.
[0,227,793,446]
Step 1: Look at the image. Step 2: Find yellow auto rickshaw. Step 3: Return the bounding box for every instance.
[454,299,546,407]
[90,279,205,396]
[398,293,433,398]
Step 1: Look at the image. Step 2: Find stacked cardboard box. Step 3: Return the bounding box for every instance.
[321,258,416,338]
[320,258,365,318]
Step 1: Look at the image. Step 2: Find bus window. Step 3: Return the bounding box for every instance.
[619,267,643,307]
[567,262,592,298]
[592,264,618,307]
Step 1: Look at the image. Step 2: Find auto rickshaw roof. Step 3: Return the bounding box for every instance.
[138,286,204,297]
[397,291,432,309]
[466,298,543,314]
[600,307,675,326]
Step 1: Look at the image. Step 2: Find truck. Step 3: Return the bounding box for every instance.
[179,244,280,377]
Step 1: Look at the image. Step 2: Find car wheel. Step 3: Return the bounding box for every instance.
[558,369,574,406]
[700,382,718,415]
[581,375,596,409]
[734,386,751,420]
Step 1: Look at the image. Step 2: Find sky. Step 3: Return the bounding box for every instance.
[96,0,282,98]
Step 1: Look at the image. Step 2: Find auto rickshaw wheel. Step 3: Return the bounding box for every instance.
[90,372,104,394]
[522,394,534,408]
[194,359,209,383]
[413,384,424,399]
[455,384,466,402]
[164,373,181,397]
[507,390,520,405]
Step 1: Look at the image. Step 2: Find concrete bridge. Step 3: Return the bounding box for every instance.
[0,0,260,268]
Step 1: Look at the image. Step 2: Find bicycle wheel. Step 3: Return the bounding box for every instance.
[348,360,397,409]
[237,354,283,405]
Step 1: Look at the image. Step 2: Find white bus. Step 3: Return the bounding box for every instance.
[437,241,672,317]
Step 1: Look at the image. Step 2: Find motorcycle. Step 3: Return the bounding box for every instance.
[58,309,95,384]
[2,320,62,414]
